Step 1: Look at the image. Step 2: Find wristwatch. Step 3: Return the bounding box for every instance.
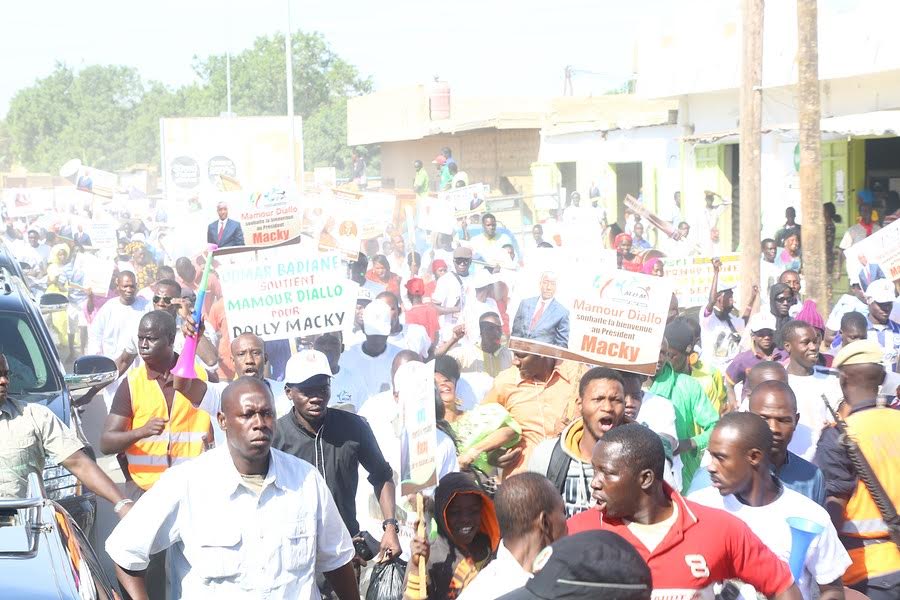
[382,518,400,533]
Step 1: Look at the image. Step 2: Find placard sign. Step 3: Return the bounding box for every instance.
[217,242,357,341]
[398,361,438,495]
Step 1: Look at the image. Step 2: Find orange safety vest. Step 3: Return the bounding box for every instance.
[124,363,210,491]
[840,407,900,584]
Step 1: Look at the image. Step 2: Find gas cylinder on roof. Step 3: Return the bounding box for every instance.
[429,81,450,120]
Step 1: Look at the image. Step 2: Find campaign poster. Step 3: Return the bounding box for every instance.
[217,241,358,342]
[89,222,118,254]
[228,188,303,248]
[439,183,486,218]
[2,188,53,218]
[398,360,438,496]
[661,254,741,308]
[509,261,674,376]
[79,255,116,293]
[843,219,900,287]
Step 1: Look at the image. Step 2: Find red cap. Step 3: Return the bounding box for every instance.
[405,277,425,296]
[431,259,448,273]
[432,155,447,166]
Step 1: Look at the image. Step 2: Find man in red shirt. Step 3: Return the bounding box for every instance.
[567,423,802,600]
[404,277,439,344]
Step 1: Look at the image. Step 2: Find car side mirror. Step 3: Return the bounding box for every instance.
[39,292,69,314]
[19,261,32,271]
[65,355,118,391]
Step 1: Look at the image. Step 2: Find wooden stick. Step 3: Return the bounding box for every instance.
[416,493,427,599]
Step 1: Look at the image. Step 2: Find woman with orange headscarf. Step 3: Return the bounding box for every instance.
[615,233,642,272]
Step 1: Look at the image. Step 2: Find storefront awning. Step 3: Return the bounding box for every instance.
[683,109,900,143]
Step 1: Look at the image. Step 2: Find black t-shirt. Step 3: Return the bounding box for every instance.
[273,408,393,535]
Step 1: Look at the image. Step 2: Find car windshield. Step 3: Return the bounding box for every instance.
[0,310,62,400]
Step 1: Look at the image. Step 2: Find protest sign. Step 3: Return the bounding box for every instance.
[2,188,53,218]
[79,255,115,293]
[661,253,741,308]
[509,263,673,376]
[397,361,438,496]
[439,183,486,218]
[217,241,358,342]
[89,222,118,254]
[418,195,455,235]
[214,188,303,248]
[59,159,118,199]
[843,219,900,286]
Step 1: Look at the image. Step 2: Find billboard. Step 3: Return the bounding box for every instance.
[159,116,304,205]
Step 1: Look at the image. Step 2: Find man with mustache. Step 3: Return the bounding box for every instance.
[106,377,358,599]
[272,350,400,593]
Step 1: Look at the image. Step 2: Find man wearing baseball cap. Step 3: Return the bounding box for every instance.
[273,350,401,588]
[832,279,900,372]
[404,277,439,344]
[495,530,652,600]
[432,246,473,342]
[815,340,900,600]
[724,311,786,411]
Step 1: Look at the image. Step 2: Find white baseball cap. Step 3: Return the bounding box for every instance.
[471,268,496,291]
[866,279,897,304]
[747,311,777,334]
[363,299,393,336]
[284,350,333,385]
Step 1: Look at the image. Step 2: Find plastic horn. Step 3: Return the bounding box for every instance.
[786,517,824,581]
[172,244,218,379]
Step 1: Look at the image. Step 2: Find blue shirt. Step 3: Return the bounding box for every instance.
[775,450,826,507]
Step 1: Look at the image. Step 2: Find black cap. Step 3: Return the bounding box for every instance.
[497,531,652,600]
[664,319,694,353]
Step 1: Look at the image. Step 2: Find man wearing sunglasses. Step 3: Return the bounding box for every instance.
[432,246,473,342]
[273,350,399,595]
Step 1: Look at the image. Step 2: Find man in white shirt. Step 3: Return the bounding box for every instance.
[432,246,473,341]
[690,413,850,600]
[377,292,432,359]
[700,258,745,370]
[459,473,567,600]
[88,270,150,358]
[334,300,402,413]
[782,321,841,460]
[106,377,358,600]
[176,331,290,447]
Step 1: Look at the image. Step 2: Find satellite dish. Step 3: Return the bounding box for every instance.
[59,159,83,181]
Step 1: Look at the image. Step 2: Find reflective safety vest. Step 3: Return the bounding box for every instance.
[124,363,210,491]
[840,406,900,584]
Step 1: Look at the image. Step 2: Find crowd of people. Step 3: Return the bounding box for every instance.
[0,173,898,600]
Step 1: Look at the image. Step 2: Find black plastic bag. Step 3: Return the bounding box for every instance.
[366,557,407,600]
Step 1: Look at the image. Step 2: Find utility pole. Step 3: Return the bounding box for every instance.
[797,0,826,311]
[739,0,764,310]
[285,0,298,185]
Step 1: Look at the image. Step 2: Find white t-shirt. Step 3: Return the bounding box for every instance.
[689,485,851,600]
[388,323,432,359]
[199,378,290,447]
[335,342,403,413]
[700,311,745,369]
[87,296,151,358]
[432,272,465,334]
[458,541,530,600]
[787,370,841,461]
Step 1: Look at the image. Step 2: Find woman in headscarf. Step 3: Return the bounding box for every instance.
[774,232,802,272]
[433,356,521,475]
[45,244,71,348]
[425,259,448,301]
[125,240,158,290]
[366,253,401,296]
[769,282,796,347]
[641,257,665,277]
[615,233,642,272]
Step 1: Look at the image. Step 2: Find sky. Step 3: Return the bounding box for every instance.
[0,0,667,117]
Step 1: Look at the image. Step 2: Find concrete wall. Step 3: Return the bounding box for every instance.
[379,129,540,192]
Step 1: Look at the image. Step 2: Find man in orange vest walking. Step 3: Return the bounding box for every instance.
[100,310,210,599]
[816,340,900,600]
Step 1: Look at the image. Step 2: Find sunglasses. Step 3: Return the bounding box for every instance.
[454,258,471,264]
[153,295,175,305]
[775,295,793,304]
